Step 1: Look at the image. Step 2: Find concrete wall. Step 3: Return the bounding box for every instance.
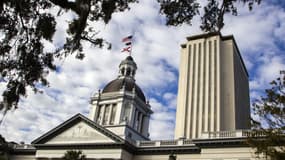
[175,34,250,139]
[175,35,223,139]
[35,149,122,159]
[8,146,266,160]
[9,155,35,160]
[175,45,190,139]
[220,39,236,131]
[133,147,264,160]
[232,43,250,129]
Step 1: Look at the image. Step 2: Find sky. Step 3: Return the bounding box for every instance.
[0,0,285,143]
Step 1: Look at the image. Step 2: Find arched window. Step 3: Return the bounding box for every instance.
[121,68,125,75]
[126,67,131,76]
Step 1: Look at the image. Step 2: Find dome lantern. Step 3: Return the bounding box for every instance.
[118,56,137,79]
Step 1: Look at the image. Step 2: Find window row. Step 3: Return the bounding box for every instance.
[96,104,117,125]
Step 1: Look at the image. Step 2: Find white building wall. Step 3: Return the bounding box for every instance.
[35,149,122,159]
[9,155,35,160]
[133,147,264,160]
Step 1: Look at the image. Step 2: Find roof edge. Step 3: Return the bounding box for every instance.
[186,32,221,41]
[185,32,249,77]
[31,113,124,144]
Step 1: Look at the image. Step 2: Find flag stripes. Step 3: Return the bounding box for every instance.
[121,35,133,54]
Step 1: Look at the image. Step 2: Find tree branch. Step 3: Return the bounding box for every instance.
[217,0,226,31]
[49,0,78,14]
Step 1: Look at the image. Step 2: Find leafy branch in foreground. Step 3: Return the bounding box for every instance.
[248,73,285,160]
[158,0,261,32]
[0,0,262,114]
[0,0,137,113]
[62,150,86,160]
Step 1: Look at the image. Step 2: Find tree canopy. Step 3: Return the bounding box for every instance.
[0,0,261,112]
[248,73,285,160]
[62,150,86,160]
[158,0,261,32]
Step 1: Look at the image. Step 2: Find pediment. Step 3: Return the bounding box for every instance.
[32,114,124,145]
[46,121,114,144]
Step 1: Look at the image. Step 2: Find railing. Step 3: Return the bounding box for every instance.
[183,139,193,145]
[137,139,194,147]
[137,130,268,147]
[200,130,265,139]
[138,141,156,146]
[160,140,177,145]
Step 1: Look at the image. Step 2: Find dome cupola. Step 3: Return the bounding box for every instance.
[118,56,137,79]
[102,56,145,102]
[89,56,152,141]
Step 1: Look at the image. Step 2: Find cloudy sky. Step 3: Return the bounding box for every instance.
[0,0,285,143]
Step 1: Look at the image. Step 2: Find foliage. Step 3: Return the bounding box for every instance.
[0,157,8,160]
[0,0,262,113]
[62,150,86,160]
[158,0,261,32]
[0,135,8,160]
[0,0,137,113]
[248,74,285,160]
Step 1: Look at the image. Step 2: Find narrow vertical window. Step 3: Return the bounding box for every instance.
[140,115,145,133]
[136,112,141,131]
[110,104,117,125]
[103,105,110,125]
[96,105,103,124]
[126,68,131,76]
[121,68,125,75]
[121,102,131,123]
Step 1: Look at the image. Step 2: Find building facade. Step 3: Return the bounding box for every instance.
[175,32,250,139]
[0,33,263,160]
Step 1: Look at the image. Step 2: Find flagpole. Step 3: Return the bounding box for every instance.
[129,34,133,57]
[130,44,132,57]
[131,32,135,57]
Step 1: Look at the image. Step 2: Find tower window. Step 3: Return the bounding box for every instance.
[140,115,145,133]
[103,105,110,125]
[121,102,131,123]
[121,68,125,75]
[96,105,103,124]
[126,68,131,76]
[110,104,117,125]
[136,112,141,131]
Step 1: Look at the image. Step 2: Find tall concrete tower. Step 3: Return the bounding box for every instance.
[175,32,250,139]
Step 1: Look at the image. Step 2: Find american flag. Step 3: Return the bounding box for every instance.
[121,35,133,53]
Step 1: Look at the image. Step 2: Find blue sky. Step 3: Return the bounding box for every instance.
[0,0,285,143]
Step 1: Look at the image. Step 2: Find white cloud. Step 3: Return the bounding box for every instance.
[149,98,176,140]
[1,0,285,143]
[163,92,177,109]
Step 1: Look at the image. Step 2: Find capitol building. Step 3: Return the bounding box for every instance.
[0,32,263,160]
